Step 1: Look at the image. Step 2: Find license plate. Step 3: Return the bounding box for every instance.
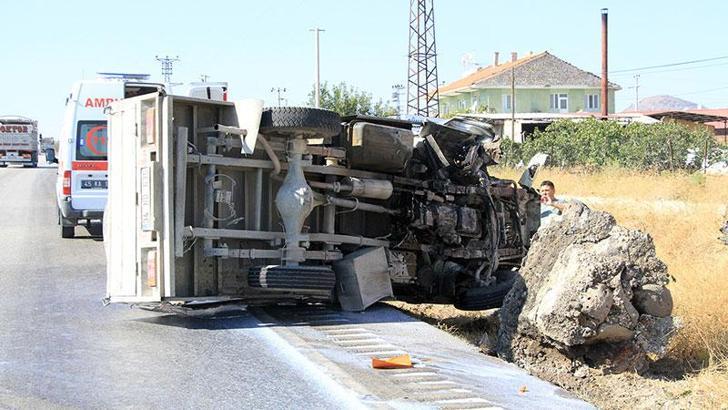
[81,179,107,189]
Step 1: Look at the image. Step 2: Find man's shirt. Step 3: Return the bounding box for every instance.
[540,198,563,228]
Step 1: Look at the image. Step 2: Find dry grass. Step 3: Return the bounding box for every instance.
[395,167,728,408]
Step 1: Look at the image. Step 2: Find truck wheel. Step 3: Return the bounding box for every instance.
[260,107,341,138]
[454,271,518,311]
[61,225,75,239]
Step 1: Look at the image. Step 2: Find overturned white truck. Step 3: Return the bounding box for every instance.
[104,92,542,311]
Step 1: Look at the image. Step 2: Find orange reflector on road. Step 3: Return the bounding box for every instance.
[371,354,413,369]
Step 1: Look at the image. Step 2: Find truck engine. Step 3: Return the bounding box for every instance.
[314,115,541,310]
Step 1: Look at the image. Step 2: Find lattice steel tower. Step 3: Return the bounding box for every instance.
[155,55,180,83]
[407,0,439,117]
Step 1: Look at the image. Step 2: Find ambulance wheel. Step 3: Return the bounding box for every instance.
[61,225,75,239]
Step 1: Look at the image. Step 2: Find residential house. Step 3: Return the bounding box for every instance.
[439,51,621,117]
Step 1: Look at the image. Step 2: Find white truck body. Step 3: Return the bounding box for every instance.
[56,73,228,238]
[0,116,39,167]
[104,93,263,303]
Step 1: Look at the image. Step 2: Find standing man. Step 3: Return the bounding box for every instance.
[539,180,567,226]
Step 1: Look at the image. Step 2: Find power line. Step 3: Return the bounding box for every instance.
[610,61,728,78]
[676,85,728,96]
[610,54,728,74]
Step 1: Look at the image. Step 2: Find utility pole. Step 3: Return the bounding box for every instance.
[511,66,516,141]
[633,74,640,111]
[270,87,287,107]
[310,27,325,108]
[392,84,404,115]
[155,55,180,84]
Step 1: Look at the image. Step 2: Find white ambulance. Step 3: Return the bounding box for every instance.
[56,73,228,238]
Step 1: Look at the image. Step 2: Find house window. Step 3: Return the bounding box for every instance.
[586,94,600,111]
[459,99,467,110]
[549,93,568,112]
[502,94,512,112]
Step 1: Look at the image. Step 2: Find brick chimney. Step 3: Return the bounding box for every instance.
[511,52,518,62]
[494,52,499,66]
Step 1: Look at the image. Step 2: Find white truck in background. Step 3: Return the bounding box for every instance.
[56,72,228,238]
[0,116,39,167]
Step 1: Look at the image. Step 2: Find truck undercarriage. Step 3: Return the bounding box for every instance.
[105,95,541,311]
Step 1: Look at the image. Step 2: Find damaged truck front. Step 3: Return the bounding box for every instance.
[104,93,541,311]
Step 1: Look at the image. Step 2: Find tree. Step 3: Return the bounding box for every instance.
[308,82,397,117]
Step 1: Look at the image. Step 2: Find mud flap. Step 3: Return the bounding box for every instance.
[333,247,393,312]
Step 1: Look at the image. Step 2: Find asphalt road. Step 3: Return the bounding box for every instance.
[0,165,592,409]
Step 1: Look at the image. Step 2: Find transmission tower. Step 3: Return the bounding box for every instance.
[155,55,180,83]
[407,0,439,117]
[392,84,404,116]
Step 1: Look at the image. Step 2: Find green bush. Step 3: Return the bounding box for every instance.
[500,118,718,171]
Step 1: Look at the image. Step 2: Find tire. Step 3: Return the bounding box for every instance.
[454,270,518,311]
[61,225,75,239]
[248,265,335,291]
[259,107,341,138]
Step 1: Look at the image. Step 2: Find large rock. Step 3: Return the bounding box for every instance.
[496,203,675,375]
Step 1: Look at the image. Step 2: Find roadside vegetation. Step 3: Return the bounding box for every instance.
[500,118,726,171]
[307,82,397,117]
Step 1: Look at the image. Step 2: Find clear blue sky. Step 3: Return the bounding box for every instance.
[3,0,728,136]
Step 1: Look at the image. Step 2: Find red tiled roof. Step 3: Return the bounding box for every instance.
[438,52,545,95]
